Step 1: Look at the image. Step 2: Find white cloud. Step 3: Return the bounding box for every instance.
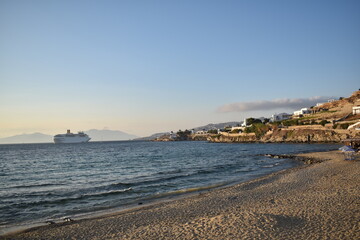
[217,96,334,113]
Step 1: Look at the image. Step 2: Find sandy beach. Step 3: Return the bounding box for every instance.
[2,150,359,240]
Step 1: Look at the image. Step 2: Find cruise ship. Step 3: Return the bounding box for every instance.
[53,130,91,144]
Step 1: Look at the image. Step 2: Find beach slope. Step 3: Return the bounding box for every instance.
[3,151,359,239]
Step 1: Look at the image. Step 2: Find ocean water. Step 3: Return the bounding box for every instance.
[0,141,339,233]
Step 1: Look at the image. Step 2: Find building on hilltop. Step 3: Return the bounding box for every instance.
[270,113,292,122]
[353,106,360,115]
[353,100,360,115]
[241,119,248,127]
[293,108,311,116]
[231,126,245,132]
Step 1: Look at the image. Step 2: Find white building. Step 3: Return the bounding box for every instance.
[270,113,292,122]
[241,119,248,127]
[353,106,360,115]
[231,126,245,132]
[293,108,311,116]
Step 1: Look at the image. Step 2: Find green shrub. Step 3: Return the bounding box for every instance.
[207,129,218,134]
[270,121,281,127]
[282,119,299,126]
[245,118,262,125]
[230,129,241,133]
[244,123,271,138]
[176,129,192,140]
[319,120,329,126]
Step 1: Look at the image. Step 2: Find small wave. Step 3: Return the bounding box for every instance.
[118,166,234,188]
[123,174,192,187]
[7,188,134,209]
[82,188,133,198]
[262,165,275,168]
[68,182,132,196]
[195,162,246,175]
[157,169,182,175]
[196,169,215,174]
[234,168,254,173]
[109,182,133,187]
[10,183,66,189]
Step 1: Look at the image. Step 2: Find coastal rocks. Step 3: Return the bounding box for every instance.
[262,154,323,164]
[208,128,358,144]
[191,135,208,141]
[208,133,258,143]
[263,154,294,159]
[261,129,345,143]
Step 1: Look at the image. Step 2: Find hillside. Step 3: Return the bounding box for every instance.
[209,90,360,143]
[310,90,360,122]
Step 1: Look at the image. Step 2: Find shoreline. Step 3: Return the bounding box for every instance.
[0,152,302,236]
[2,150,359,239]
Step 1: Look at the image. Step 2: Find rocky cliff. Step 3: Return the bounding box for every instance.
[208,128,359,143]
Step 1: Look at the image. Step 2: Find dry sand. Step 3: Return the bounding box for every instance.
[2,151,359,239]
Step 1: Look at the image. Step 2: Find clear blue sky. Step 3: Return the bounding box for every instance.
[1,0,359,137]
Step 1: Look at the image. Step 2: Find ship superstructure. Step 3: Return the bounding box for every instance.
[54,130,91,144]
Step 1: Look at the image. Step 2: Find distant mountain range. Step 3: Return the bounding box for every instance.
[134,132,170,141]
[0,133,53,144]
[0,129,139,144]
[85,129,138,142]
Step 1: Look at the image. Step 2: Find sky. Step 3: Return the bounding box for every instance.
[1,0,359,138]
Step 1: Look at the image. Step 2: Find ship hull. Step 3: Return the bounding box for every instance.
[53,136,91,144]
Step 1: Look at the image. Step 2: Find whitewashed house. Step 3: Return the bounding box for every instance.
[293,108,311,116]
[241,119,248,127]
[270,113,292,122]
[231,126,245,132]
[353,106,360,115]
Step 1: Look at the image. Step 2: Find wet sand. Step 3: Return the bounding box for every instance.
[2,151,359,239]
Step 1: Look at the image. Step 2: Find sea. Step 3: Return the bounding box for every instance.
[0,141,340,234]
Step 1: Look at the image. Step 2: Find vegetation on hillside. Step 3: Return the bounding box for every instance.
[176,129,192,140]
[244,123,272,138]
